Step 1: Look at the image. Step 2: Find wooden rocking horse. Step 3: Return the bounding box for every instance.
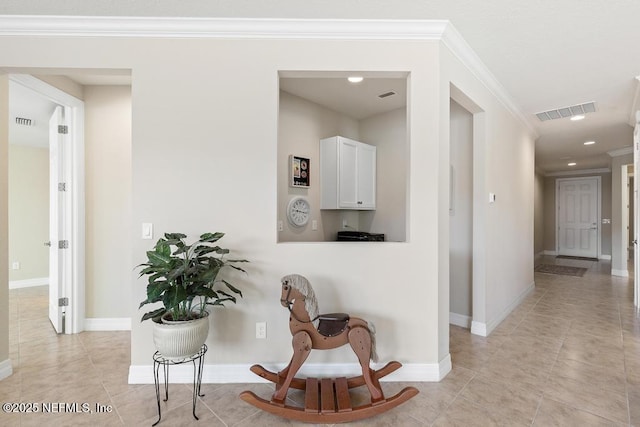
[240,274,418,423]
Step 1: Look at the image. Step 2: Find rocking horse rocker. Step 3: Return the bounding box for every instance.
[240,274,418,423]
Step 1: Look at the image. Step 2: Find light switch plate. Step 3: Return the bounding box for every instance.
[142,223,153,239]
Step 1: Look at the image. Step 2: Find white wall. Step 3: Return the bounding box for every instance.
[359,107,407,242]
[8,145,49,282]
[449,100,473,320]
[84,85,132,318]
[0,21,536,381]
[114,36,442,368]
[441,47,536,342]
[0,76,10,372]
[278,90,359,242]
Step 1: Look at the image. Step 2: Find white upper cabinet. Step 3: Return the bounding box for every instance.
[320,136,376,210]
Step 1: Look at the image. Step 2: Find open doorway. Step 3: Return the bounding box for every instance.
[448,83,489,340]
[8,75,84,334]
[449,99,473,328]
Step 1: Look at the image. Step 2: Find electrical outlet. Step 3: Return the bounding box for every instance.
[256,322,267,339]
[278,220,284,232]
[312,220,318,231]
[342,219,348,229]
[12,261,20,270]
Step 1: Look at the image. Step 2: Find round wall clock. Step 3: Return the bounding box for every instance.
[287,196,310,227]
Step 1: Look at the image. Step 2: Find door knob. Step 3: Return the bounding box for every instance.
[44,241,51,247]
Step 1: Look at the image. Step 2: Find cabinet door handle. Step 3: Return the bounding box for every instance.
[357,201,362,204]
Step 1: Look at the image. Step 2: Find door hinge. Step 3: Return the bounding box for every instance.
[58,297,69,307]
[58,182,66,192]
[58,125,68,134]
[58,240,69,249]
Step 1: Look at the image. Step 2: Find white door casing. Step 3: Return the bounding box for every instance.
[634,110,640,306]
[11,74,85,334]
[48,106,65,333]
[556,177,600,258]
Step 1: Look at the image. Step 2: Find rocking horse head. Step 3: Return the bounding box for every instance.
[280,274,320,328]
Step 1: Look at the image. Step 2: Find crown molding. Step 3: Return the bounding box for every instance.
[440,23,538,139]
[545,167,611,177]
[0,15,450,39]
[607,146,633,157]
[0,15,531,138]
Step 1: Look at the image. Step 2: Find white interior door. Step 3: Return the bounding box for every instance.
[557,178,599,258]
[48,106,66,333]
[634,111,640,306]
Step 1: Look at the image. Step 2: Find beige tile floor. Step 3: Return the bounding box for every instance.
[1,256,640,426]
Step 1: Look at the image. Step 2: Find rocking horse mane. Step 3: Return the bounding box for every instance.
[281,274,320,328]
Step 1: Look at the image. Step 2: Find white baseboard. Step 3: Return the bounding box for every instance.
[0,359,13,381]
[599,254,612,260]
[612,269,629,277]
[84,318,131,331]
[9,277,48,289]
[471,321,487,337]
[543,250,558,256]
[449,312,471,328]
[129,360,447,385]
[438,354,452,381]
[471,281,535,338]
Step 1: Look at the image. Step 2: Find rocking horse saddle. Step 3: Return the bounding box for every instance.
[317,313,350,337]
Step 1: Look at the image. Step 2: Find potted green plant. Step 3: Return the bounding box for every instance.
[138,232,247,358]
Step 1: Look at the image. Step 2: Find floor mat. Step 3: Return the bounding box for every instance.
[556,255,598,262]
[535,264,588,277]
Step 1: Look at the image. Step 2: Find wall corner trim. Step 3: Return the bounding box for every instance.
[438,354,452,381]
[128,361,445,384]
[0,359,13,381]
[470,321,487,337]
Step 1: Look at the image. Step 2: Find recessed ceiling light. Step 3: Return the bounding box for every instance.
[584,141,596,145]
[568,162,577,166]
[570,115,585,121]
[347,76,363,83]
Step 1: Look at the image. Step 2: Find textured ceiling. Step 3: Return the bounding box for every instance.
[3,0,639,173]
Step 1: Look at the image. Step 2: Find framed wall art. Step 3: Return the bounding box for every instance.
[290,155,310,187]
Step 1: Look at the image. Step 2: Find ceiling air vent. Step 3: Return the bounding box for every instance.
[378,91,396,99]
[15,117,34,126]
[535,102,596,122]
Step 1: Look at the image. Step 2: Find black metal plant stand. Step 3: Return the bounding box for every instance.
[152,344,207,426]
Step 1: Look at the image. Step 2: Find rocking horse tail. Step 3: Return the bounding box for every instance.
[367,321,378,362]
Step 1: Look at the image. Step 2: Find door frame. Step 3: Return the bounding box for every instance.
[634,110,640,306]
[555,176,601,259]
[450,84,487,337]
[10,74,85,334]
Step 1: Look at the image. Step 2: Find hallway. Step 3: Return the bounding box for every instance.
[1,257,639,425]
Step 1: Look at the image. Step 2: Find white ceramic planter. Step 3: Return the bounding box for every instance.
[153,312,209,359]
